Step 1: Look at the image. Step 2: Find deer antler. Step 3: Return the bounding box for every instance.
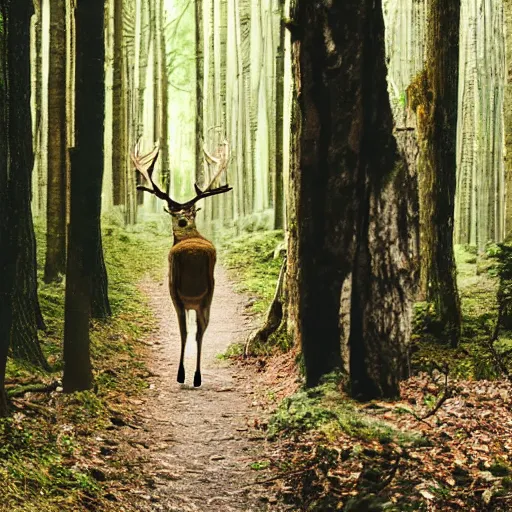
[180,139,232,208]
[130,139,182,211]
[131,138,232,211]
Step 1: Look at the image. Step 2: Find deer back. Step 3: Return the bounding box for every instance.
[169,236,216,308]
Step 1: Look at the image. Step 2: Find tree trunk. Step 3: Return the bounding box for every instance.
[0,1,14,416]
[412,0,462,346]
[44,0,67,283]
[158,0,169,196]
[31,0,45,216]
[112,0,126,206]
[289,0,418,397]
[195,0,204,187]
[89,0,111,321]
[8,0,48,369]
[504,0,512,238]
[63,0,106,392]
[273,0,285,229]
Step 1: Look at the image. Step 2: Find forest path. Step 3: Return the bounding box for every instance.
[131,265,275,511]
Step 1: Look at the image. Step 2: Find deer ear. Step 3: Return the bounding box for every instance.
[195,207,201,213]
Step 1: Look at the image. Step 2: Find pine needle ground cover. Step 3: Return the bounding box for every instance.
[223,234,512,511]
[1,220,168,512]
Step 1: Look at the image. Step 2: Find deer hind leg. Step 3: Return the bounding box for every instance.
[176,307,187,384]
[194,305,210,387]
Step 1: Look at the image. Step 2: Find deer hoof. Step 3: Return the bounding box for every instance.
[177,365,185,384]
[193,371,202,387]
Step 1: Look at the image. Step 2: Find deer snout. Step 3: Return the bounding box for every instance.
[178,218,187,227]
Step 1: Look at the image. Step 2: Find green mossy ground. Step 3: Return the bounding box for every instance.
[413,244,512,380]
[1,219,169,512]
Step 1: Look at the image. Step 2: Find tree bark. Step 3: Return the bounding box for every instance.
[112,0,126,206]
[44,0,67,283]
[8,0,48,369]
[63,0,106,391]
[411,0,461,346]
[0,1,14,415]
[289,0,417,397]
[195,0,204,187]
[273,0,285,230]
[504,0,512,238]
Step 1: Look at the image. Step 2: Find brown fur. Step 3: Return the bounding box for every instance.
[169,237,216,310]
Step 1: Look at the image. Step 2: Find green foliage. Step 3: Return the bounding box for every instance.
[219,230,285,315]
[0,416,100,511]
[490,458,512,477]
[250,460,270,471]
[268,373,427,447]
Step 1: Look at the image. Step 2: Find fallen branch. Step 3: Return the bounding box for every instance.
[11,398,54,417]
[7,380,60,398]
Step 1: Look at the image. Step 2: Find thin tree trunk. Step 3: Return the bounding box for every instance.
[44,0,67,283]
[195,0,204,187]
[273,0,285,229]
[112,0,125,206]
[504,0,512,238]
[31,0,44,216]
[63,0,106,392]
[158,0,169,195]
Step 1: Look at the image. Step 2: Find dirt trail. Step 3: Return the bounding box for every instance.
[130,265,275,512]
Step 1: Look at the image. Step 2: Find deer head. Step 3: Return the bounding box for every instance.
[130,139,232,235]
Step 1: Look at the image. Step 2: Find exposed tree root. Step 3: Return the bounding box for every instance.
[245,257,286,356]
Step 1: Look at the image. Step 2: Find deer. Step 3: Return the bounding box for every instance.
[130,139,232,387]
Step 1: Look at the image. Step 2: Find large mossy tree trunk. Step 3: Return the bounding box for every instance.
[63,0,106,392]
[8,0,48,369]
[288,0,418,398]
[411,0,461,346]
[44,0,67,283]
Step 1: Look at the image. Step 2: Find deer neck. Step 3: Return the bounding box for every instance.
[172,223,202,244]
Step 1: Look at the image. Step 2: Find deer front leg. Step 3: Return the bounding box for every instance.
[194,306,210,387]
[176,306,187,384]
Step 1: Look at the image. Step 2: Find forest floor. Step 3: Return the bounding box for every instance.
[114,265,285,512]
[4,226,512,512]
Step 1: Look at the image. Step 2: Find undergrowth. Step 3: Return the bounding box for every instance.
[268,373,427,448]
[219,230,284,315]
[412,244,512,380]
[1,218,169,512]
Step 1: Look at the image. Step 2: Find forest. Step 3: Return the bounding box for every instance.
[1,0,512,510]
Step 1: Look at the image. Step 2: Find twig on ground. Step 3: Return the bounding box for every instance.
[420,370,451,420]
